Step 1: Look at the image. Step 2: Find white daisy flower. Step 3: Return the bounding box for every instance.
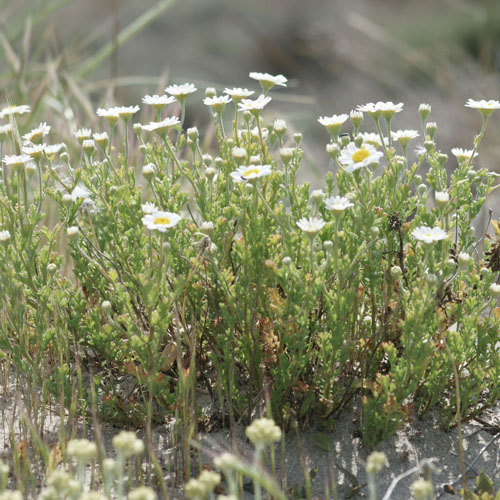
[1,104,31,118]
[357,132,387,148]
[74,128,92,143]
[93,132,109,149]
[141,116,180,134]
[2,154,31,168]
[412,225,448,244]
[0,230,11,243]
[391,129,419,147]
[451,148,477,162]
[237,95,272,113]
[357,101,404,119]
[465,99,500,116]
[141,202,157,214]
[318,114,349,135]
[223,87,254,102]
[324,195,354,213]
[96,107,120,125]
[230,164,272,183]
[296,216,325,236]
[71,185,92,201]
[44,143,65,156]
[23,122,51,145]
[113,105,140,120]
[203,95,231,112]
[142,210,181,232]
[249,72,287,91]
[22,144,45,159]
[338,143,383,173]
[165,83,197,100]
[142,94,176,110]
[0,123,12,138]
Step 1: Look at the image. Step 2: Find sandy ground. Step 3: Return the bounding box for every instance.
[195,401,500,499]
[1,376,498,498]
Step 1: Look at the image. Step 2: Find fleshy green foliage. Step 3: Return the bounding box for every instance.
[0,81,499,454]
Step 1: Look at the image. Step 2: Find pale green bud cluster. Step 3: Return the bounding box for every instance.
[245,417,282,446]
[112,430,144,458]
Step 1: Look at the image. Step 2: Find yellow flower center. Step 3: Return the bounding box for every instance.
[243,168,259,177]
[154,217,171,225]
[352,148,370,163]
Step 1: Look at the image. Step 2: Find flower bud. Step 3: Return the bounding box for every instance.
[324,240,334,253]
[273,118,286,137]
[489,283,500,297]
[205,87,216,98]
[310,189,325,206]
[340,134,350,147]
[244,183,254,194]
[293,132,302,144]
[350,110,363,128]
[370,226,380,238]
[47,263,58,275]
[142,163,155,178]
[102,300,112,314]
[187,127,199,141]
[282,256,292,267]
[214,157,223,169]
[366,451,388,474]
[391,265,402,280]
[418,103,431,120]
[82,139,96,156]
[205,167,217,180]
[458,252,470,267]
[326,143,339,159]
[354,135,363,148]
[435,191,449,209]
[425,122,437,140]
[280,148,294,162]
[418,183,427,196]
[202,154,213,167]
[201,221,214,236]
[67,438,97,464]
[112,431,144,458]
[424,140,435,152]
[245,417,282,446]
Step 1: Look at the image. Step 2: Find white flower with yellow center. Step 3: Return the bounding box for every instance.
[74,128,92,143]
[141,116,180,134]
[318,114,349,136]
[165,83,197,100]
[142,94,176,111]
[22,144,45,159]
[297,216,325,236]
[324,195,354,213]
[465,99,500,117]
[142,210,181,232]
[203,95,231,113]
[23,122,50,145]
[357,132,387,148]
[230,164,272,183]
[224,87,254,102]
[249,72,287,92]
[237,95,272,113]
[96,107,120,125]
[0,104,31,118]
[2,154,31,169]
[391,129,419,147]
[113,105,140,120]
[338,143,383,172]
[357,101,403,119]
[412,225,448,244]
[451,147,477,163]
